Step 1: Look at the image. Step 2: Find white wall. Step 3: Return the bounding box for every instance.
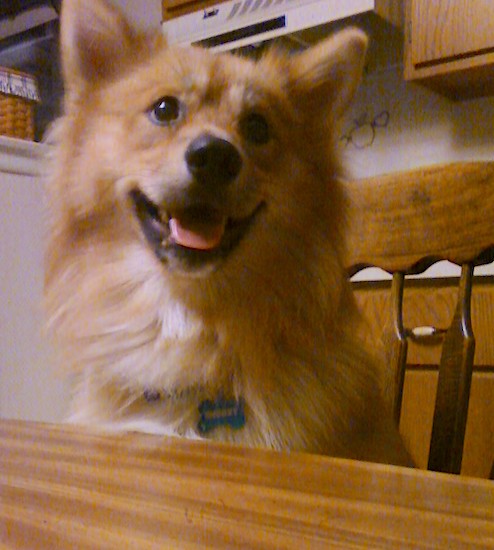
[0,139,69,422]
[340,64,494,179]
[114,0,162,29]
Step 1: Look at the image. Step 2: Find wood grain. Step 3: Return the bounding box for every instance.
[409,0,494,64]
[400,370,494,479]
[404,0,494,98]
[346,161,494,475]
[353,278,494,367]
[344,162,494,276]
[428,264,475,474]
[374,0,404,28]
[354,280,494,478]
[352,279,494,480]
[383,272,408,424]
[1,420,493,549]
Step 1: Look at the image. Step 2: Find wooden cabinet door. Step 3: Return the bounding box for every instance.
[405,0,494,98]
[353,279,494,478]
[400,370,494,478]
[409,0,494,65]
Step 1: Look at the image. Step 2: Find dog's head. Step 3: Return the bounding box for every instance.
[49,0,366,278]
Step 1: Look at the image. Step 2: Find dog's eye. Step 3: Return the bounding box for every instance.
[240,113,270,145]
[149,96,181,125]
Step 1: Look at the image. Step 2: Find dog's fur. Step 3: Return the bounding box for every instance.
[45,0,410,465]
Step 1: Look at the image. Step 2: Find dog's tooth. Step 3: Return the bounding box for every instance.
[148,216,166,238]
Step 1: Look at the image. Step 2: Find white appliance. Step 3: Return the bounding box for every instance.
[162,0,375,51]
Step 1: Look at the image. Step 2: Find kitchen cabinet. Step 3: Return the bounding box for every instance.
[353,278,494,478]
[405,0,494,99]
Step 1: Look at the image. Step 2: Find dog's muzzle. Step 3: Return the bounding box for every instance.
[129,133,264,273]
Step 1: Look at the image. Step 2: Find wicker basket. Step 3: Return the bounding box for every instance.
[0,67,40,141]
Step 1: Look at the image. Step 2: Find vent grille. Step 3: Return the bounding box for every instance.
[194,15,286,47]
[227,0,294,20]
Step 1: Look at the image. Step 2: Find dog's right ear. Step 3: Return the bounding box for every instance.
[60,0,136,89]
[286,28,367,122]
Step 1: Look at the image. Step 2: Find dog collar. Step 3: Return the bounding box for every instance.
[143,390,245,434]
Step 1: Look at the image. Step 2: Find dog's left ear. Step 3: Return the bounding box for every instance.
[60,0,137,90]
[287,28,367,121]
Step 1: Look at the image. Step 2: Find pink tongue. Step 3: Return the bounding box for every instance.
[169,217,225,250]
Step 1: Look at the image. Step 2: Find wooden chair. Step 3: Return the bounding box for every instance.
[343,162,494,475]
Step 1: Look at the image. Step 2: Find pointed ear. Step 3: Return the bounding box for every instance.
[60,0,136,88]
[287,28,367,120]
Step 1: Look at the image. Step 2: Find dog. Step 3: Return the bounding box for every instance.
[45,0,411,466]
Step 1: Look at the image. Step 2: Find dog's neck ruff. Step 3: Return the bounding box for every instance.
[143,389,245,434]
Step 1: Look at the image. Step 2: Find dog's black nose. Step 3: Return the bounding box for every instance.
[185,134,242,186]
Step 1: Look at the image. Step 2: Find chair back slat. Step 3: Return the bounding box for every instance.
[428,263,476,474]
[345,162,494,276]
[382,272,408,425]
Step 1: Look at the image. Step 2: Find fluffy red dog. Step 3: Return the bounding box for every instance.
[45,0,410,465]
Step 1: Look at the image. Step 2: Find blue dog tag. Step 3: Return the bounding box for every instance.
[198,397,245,434]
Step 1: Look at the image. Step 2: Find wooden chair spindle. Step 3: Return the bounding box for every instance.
[383,272,408,425]
[428,263,476,474]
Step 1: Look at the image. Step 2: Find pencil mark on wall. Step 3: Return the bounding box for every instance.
[341,110,390,149]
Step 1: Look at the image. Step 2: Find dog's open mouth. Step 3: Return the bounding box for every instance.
[129,189,263,270]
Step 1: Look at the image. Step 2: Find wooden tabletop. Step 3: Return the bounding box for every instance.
[1,420,493,549]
